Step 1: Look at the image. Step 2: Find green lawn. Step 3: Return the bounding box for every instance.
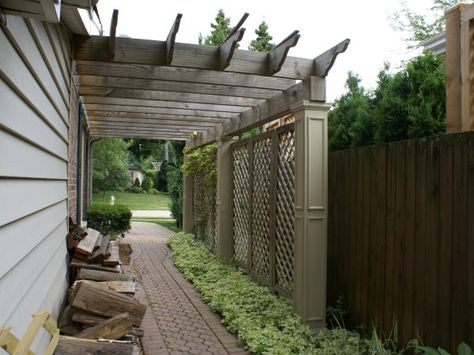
[92,191,170,210]
[131,217,181,233]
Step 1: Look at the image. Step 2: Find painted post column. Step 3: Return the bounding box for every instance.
[215,136,237,263]
[291,99,330,329]
[183,146,194,234]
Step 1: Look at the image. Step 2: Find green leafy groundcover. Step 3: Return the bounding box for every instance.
[167,233,378,355]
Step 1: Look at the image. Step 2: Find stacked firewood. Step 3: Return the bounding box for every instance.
[56,225,145,354]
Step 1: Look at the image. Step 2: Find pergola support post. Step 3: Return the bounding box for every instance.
[291,98,330,329]
[183,152,194,234]
[215,136,237,263]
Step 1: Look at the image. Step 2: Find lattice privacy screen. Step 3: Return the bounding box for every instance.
[231,124,295,296]
[192,170,217,251]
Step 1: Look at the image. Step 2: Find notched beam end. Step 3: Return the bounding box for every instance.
[109,9,119,59]
[219,28,246,69]
[268,30,300,75]
[166,13,182,65]
[313,38,350,77]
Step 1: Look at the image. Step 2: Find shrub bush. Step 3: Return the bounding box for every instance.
[128,186,142,193]
[141,175,154,192]
[87,203,132,237]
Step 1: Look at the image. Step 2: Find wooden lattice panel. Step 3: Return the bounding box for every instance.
[275,129,296,292]
[232,144,250,266]
[251,138,272,278]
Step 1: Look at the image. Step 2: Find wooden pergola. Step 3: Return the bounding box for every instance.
[73,11,349,146]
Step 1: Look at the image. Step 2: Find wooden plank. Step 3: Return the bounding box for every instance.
[39,0,61,23]
[70,281,146,326]
[77,269,134,282]
[219,29,245,70]
[55,336,136,355]
[13,311,49,354]
[413,138,427,343]
[360,146,370,327]
[402,138,416,345]
[85,103,236,118]
[71,259,121,273]
[109,9,118,58]
[77,313,133,340]
[89,117,219,128]
[383,143,397,335]
[313,39,350,77]
[78,75,278,99]
[75,228,100,256]
[460,16,474,131]
[90,122,206,133]
[268,31,300,75]
[74,35,317,79]
[76,61,295,90]
[354,148,364,323]
[468,134,474,347]
[72,310,107,326]
[450,134,469,349]
[423,137,440,345]
[79,86,261,107]
[93,132,187,141]
[366,146,377,328]
[0,327,34,355]
[166,13,182,64]
[87,110,227,123]
[82,96,247,113]
[87,235,110,263]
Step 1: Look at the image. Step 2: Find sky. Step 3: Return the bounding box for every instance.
[81,0,436,102]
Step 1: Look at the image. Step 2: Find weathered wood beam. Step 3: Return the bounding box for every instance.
[89,117,219,128]
[193,81,309,147]
[40,0,61,23]
[82,96,248,113]
[91,128,192,138]
[166,13,182,64]
[78,75,278,99]
[218,13,248,69]
[268,30,300,75]
[84,103,236,118]
[90,124,208,134]
[109,9,118,58]
[86,111,226,123]
[313,38,350,77]
[79,86,262,107]
[73,35,315,79]
[92,132,187,140]
[76,61,296,90]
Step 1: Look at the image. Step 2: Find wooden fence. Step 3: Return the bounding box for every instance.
[231,124,296,297]
[327,132,474,351]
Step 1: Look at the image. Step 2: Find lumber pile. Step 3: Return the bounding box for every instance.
[57,227,143,354]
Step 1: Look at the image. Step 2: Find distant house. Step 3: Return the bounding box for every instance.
[129,166,144,185]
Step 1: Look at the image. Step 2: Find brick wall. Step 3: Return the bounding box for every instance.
[68,81,79,222]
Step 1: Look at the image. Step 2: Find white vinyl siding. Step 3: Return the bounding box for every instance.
[0,14,72,354]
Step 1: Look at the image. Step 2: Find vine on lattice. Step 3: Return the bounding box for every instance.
[183,144,217,250]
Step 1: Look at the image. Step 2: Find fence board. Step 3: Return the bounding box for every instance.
[328,132,474,351]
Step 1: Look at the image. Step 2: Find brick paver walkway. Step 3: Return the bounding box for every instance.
[124,222,247,355]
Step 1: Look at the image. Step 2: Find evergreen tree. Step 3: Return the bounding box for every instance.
[249,21,275,52]
[199,9,232,46]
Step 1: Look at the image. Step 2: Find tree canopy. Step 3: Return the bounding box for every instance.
[92,138,131,192]
[328,51,446,151]
[248,21,275,52]
[199,9,232,46]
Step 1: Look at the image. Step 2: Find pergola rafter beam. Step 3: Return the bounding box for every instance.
[89,116,219,128]
[109,9,118,58]
[75,61,296,90]
[79,86,262,107]
[268,30,300,75]
[81,96,248,113]
[90,123,208,133]
[78,75,279,99]
[314,38,350,77]
[74,35,316,79]
[86,111,227,123]
[84,103,237,118]
[218,13,248,69]
[92,132,187,140]
[166,13,182,65]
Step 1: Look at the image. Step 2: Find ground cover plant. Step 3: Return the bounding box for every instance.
[92,190,170,210]
[167,233,421,355]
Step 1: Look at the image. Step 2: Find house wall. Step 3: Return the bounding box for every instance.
[0,14,73,352]
[68,79,79,221]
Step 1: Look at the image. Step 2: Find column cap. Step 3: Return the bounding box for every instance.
[290,100,331,113]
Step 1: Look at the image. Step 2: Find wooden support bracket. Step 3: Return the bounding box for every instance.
[109,9,118,59]
[40,0,61,23]
[268,30,300,75]
[166,13,182,65]
[313,38,350,77]
[219,13,248,69]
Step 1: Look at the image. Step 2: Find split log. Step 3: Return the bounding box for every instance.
[103,241,120,266]
[99,281,136,294]
[55,336,138,355]
[75,229,101,256]
[88,235,111,263]
[58,306,81,336]
[72,310,107,326]
[77,269,134,282]
[71,259,121,273]
[119,243,132,265]
[77,313,133,340]
[70,281,146,326]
